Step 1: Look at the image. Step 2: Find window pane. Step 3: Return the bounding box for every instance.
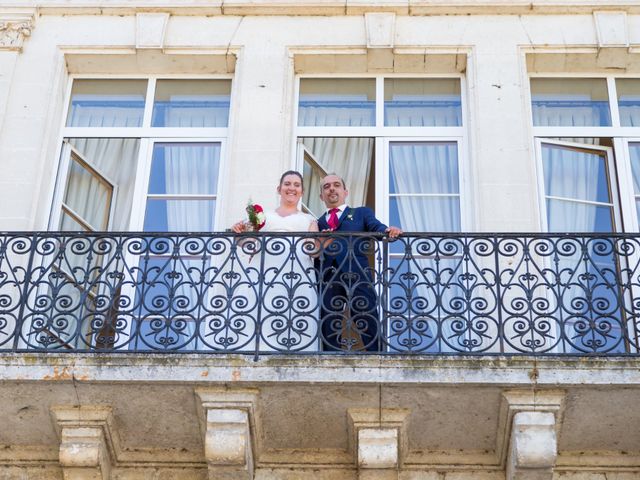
[66,138,141,231]
[630,143,640,194]
[389,197,461,232]
[60,211,90,232]
[542,144,611,204]
[617,79,640,127]
[298,79,376,126]
[546,199,614,232]
[389,142,459,194]
[148,143,221,195]
[531,78,611,127]
[143,199,216,231]
[66,79,147,127]
[385,79,462,126]
[152,79,231,127]
[63,154,112,230]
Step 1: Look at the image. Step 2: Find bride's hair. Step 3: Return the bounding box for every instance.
[278,170,304,190]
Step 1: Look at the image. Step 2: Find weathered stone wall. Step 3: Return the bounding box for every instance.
[1,4,640,231]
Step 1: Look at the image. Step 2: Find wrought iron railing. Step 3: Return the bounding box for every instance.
[1,231,640,355]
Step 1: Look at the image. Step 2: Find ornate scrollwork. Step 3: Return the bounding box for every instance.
[1,232,639,355]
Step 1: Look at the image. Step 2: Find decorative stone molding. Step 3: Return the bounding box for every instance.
[594,11,628,48]
[0,11,35,52]
[195,388,259,480]
[365,13,395,49]
[136,13,170,49]
[497,390,565,480]
[51,406,115,480]
[348,408,410,478]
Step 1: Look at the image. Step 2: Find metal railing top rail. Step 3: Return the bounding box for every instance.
[1,231,640,356]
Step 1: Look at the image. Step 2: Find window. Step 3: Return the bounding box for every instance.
[53,77,232,232]
[529,75,640,354]
[295,76,467,228]
[42,77,232,351]
[530,76,640,232]
[295,75,469,352]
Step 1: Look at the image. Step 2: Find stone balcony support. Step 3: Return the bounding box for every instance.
[50,406,114,480]
[507,411,557,480]
[348,408,410,480]
[195,388,259,480]
[499,390,565,480]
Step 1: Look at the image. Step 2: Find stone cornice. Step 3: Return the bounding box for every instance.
[0,10,35,51]
[2,1,640,16]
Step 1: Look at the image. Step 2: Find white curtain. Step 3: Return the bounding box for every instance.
[387,142,465,352]
[302,137,373,210]
[629,145,640,224]
[157,96,229,127]
[542,143,617,353]
[67,138,140,231]
[68,97,144,128]
[385,101,461,127]
[163,143,220,231]
[389,143,460,232]
[298,103,374,127]
[543,145,600,233]
[619,103,640,127]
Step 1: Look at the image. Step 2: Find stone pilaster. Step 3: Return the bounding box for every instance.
[195,388,259,480]
[348,408,410,480]
[51,406,115,480]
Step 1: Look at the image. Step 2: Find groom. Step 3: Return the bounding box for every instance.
[316,173,402,352]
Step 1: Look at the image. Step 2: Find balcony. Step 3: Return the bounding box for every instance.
[2,231,640,478]
[1,231,639,355]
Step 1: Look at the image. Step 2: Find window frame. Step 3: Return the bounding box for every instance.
[529,73,640,233]
[292,73,471,231]
[49,74,234,232]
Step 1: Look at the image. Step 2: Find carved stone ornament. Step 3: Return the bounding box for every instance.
[0,18,34,51]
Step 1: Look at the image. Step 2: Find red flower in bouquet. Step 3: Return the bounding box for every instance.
[245,201,266,231]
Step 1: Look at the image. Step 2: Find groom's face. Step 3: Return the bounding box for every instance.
[320,174,348,209]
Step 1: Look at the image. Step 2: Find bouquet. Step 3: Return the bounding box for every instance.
[245,201,266,231]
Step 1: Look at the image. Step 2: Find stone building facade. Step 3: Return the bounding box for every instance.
[1,1,640,479]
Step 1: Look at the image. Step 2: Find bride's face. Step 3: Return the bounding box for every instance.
[277,174,303,204]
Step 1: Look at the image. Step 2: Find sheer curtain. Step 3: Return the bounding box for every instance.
[385,101,462,127]
[542,143,621,353]
[164,143,220,231]
[66,138,140,231]
[388,142,463,352]
[302,137,373,208]
[543,145,599,232]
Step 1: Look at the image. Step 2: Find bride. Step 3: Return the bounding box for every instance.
[231,170,320,352]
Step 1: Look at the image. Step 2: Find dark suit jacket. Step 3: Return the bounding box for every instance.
[317,206,388,280]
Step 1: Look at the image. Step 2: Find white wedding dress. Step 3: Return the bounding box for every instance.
[258,211,319,352]
[225,210,319,353]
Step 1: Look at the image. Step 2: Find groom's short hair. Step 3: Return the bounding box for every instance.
[321,173,346,189]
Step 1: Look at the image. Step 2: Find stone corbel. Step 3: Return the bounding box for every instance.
[497,390,566,480]
[195,388,259,480]
[347,408,410,480]
[0,10,36,52]
[51,405,115,480]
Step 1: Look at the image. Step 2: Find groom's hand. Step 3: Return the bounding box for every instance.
[385,226,403,239]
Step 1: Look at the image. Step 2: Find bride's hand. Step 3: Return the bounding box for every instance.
[231,221,247,233]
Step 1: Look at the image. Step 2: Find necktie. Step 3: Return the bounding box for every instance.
[327,208,340,230]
